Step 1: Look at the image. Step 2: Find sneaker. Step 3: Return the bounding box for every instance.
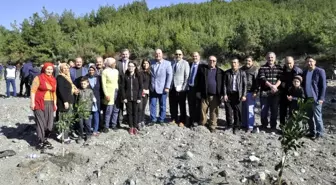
[247,128,253,133]
[36,142,45,150]
[178,122,185,128]
[76,138,84,145]
[170,120,177,125]
[103,128,109,133]
[129,128,134,135]
[192,122,199,127]
[133,128,138,135]
[233,128,237,134]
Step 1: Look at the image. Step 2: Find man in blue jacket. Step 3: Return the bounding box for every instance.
[149,49,173,125]
[19,60,33,97]
[303,56,327,139]
[70,57,88,88]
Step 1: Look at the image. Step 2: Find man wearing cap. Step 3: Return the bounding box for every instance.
[303,56,326,139]
[169,50,190,127]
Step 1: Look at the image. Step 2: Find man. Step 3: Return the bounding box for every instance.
[187,52,202,127]
[196,56,224,132]
[303,56,326,139]
[240,56,259,132]
[4,61,17,98]
[258,52,282,131]
[169,50,190,127]
[70,57,88,88]
[149,49,173,124]
[19,60,33,97]
[95,56,104,75]
[116,49,132,126]
[279,56,303,125]
[223,58,247,134]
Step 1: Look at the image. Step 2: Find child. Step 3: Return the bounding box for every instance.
[121,61,143,135]
[287,75,305,116]
[77,77,97,144]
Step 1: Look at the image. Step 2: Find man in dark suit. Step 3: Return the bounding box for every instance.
[303,56,327,139]
[196,56,224,133]
[116,49,131,126]
[187,52,202,127]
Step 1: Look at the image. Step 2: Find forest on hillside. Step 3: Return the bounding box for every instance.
[0,0,335,65]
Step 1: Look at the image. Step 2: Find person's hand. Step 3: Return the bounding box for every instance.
[241,96,246,102]
[106,96,110,101]
[144,89,149,94]
[64,102,69,109]
[136,99,141,104]
[252,93,257,99]
[196,92,201,99]
[287,95,293,101]
[164,88,169,93]
[123,99,127,103]
[74,89,79,95]
[54,104,57,112]
[318,100,323,105]
[30,103,35,110]
[224,95,228,102]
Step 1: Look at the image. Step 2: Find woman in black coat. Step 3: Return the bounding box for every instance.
[138,59,151,128]
[87,65,103,136]
[121,61,143,135]
[56,63,78,143]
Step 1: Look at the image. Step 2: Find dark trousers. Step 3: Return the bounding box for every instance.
[279,93,290,125]
[126,101,138,128]
[260,93,280,129]
[19,77,30,96]
[34,101,54,143]
[138,95,148,123]
[78,117,92,139]
[224,92,241,127]
[169,87,187,123]
[187,86,201,124]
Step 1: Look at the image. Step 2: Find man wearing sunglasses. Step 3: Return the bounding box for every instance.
[169,50,190,127]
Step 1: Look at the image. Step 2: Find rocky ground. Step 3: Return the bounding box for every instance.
[0,78,335,185]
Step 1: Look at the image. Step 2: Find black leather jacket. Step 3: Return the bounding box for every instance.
[223,68,247,98]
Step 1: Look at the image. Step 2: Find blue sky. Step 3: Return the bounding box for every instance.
[0,0,207,29]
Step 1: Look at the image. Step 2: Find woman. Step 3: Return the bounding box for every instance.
[101,57,120,133]
[138,59,151,128]
[30,62,57,150]
[56,63,78,143]
[122,61,143,135]
[87,65,103,136]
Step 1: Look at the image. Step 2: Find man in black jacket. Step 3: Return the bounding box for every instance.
[279,56,303,125]
[223,58,247,134]
[241,56,259,132]
[196,56,224,133]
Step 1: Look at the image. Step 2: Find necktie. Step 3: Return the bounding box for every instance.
[189,65,196,85]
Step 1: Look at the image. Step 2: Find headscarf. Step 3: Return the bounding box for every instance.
[40,62,56,90]
[59,63,77,93]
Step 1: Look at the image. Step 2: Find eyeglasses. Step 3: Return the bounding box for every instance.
[175,54,182,56]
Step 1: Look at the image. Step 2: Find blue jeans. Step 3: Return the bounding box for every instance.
[307,100,324,136]
[260,94,279,129]
[6,79,17,97]
[242,92,256,129]
[150,91,167,123]
[90,111,100,132]
[104,90,120,128]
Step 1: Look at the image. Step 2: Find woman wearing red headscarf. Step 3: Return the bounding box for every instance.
[30,62,57,150]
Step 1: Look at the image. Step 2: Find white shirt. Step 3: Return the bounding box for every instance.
[189,62,199,86]
[232,73,237,91]
[122,60,129,73]
[305,70,314,98]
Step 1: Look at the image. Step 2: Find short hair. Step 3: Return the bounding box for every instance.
[80,76,89,82]
[121,49,130,53]
[305,56,314,61]
[246,56,253,60]
[231,57,239,62]
[266,52,276,57]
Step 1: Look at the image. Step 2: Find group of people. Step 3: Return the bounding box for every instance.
[21,49,327,150]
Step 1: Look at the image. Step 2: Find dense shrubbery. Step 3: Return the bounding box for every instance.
[0,0,335,64]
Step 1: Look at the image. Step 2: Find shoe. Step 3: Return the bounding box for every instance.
[148,122,155,126]
[133,128,138,135]
[170,120,177,125]
[129,128,134,135]
[233,128,237,134]
[178,122,185,128]
[103,128,109,133]
[209,128,216,133]
[192,122,199,127]
[76,138,85,145]
[36,142,45,150]
[93,132,100,136]
[111,127,118,131]
[247,128,253,133]
[43,140,54,149]
[137,123,142,131]
[306,133,315,138]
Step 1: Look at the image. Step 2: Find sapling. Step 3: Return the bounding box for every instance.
[56,112,75,157]
[74,99,91,122]
[275,99,312,185]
